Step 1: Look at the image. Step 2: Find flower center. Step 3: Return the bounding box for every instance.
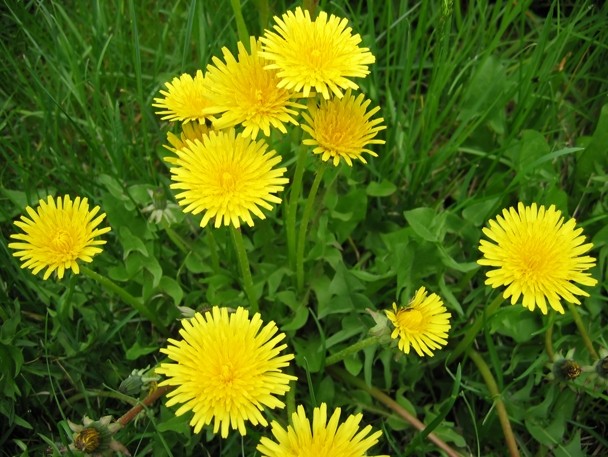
[52,229,74,254]
[516,235,555,281]
[310,48,322,65]
[219,363,236,386]
[220,171,237,192]
[396,309,424,332]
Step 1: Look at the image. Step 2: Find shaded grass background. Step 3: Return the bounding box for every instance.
[1,0,607,456]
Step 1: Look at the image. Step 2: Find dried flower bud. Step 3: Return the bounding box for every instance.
[68,415,130,456]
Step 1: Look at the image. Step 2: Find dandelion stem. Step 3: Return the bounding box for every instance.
[296,165,326,294]
[80,266,168,335]
[162,223,189,255]
[117,385,174,427]
[449,294,504,363]
[206,227,221,274]
[567,302,599,360]
[467,349,520,457]
[327,366,464,457]
[325,336,380,366]
[230,227,259,313]
[286,147,307,276]
[545,316,555,362]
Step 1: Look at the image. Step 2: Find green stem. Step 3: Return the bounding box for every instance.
[206,227,220,275]
[80,266,168,335]
[567,302,599,360]
[162,223,190,255]
[286,147,307,275]
[449,293,504,363]
[230,226,258,313]
[325,336,380,366]
[296,165,326,294]
[545,316,555,362]
[467,349,520,457]
[229,0,250,49]
[327,366,463,457]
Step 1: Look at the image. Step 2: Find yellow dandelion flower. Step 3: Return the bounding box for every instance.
[385,287,451,357]
[169,128,288,228]
[257,403,388,457]
[156,306,297,438]
[478,202,597,314]
[9,195,111,280]
[203,36,305,139]
[153,70,213,124]
[260,7,376,99]
[301,90,385,166]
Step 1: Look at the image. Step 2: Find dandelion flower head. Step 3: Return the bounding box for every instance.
[260,7,376,99]
[203,36,305,139]
[9,195,111,280]
[385,287,451,357]
[153,70,214,124]
[478,202,597,314]
[156,306,297,438]
[169,128,289,228]
[257,402,388,457]
[301,90,385,166]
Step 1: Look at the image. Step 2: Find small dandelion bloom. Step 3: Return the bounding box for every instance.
[257,403,387,457]
[385,287,452,357]
[203,36,304,139]
[169,128,289,228]
[260,7,376,99]
[9,195,111,280]
[153,70,214,124]
[156,306,297,438]
[301,90,385,166]
[478,202,598,314]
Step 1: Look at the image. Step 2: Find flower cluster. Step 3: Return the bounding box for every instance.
[153,6,385,228]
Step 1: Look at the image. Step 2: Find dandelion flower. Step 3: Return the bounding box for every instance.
[257,403,387,457]
[385,287,451,357]
[153,70,213,124]
[260,7,376,99]
[169,128,288,228]
[301,90,385,166]
[478,202,597,314]
[204,36,304,139]
[156,306,297,438]
[9,195,111,280]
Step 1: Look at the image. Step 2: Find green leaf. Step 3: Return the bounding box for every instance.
[281,305,309,332]
[404,207,441,242]
[158,276,183,306]
[119,226,149,258]
[125,340,158,360]
[366,180,397,197]
[576,103,608,183]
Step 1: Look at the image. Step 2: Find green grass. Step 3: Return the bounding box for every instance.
[1,0,608,456]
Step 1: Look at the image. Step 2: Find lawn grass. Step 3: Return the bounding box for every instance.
[1,0,607,456]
